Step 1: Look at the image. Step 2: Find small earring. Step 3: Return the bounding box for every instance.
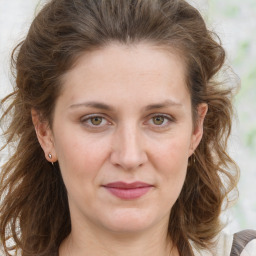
[48,153,55,166]
[188,153,196,167]
[192,153,196,164]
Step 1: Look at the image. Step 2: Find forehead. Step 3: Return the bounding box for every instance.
[59,43,189,107]
[62,42,187,77]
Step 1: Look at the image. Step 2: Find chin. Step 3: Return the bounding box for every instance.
[100,208,160,233]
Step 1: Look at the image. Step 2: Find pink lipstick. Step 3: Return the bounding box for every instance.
[103,182,153,200]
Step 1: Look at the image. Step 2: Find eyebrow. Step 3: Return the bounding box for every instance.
[69,101,114,111]
[143,99,183,111]
[69,99,183,111]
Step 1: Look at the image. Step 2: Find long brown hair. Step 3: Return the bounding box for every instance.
[0,0,239,255]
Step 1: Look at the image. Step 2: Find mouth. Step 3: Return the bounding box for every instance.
[102,182,153,200]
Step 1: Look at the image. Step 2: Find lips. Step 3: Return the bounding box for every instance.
[102,182,153,200]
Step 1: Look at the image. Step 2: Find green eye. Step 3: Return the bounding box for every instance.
[152,116,165,125]
[90,117,103,125]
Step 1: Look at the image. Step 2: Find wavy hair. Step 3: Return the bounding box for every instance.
[0,0,239,255]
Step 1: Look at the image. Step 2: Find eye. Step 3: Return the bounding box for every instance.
[80,114,110,128]
[90,116,103,126]
[152,116,165,125]
[147,114,174,128]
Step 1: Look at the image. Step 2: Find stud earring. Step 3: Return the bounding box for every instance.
[48,153,55,166]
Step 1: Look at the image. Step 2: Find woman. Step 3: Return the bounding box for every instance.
[0,0,255,255]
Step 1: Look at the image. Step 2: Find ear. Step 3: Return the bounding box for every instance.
[189,103,208,156]
[31,109,57,163]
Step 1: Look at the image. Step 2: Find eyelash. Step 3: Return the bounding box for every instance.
[80,113,174,130]
[146,114,174,129]
[80,114,111,128]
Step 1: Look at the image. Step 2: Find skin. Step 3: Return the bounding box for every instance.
[32,43,207,256]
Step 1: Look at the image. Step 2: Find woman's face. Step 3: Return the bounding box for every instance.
[39,43,206,234]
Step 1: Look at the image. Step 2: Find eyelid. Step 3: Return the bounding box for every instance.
[80,114,112,128]
[146,113,175,127]
[79,113,175,129]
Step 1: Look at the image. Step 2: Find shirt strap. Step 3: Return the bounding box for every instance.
[230,229,256,256]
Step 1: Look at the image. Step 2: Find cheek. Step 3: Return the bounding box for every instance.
[54,130,110,181]
[53,133,111,207]
[150,134,191,189]
[152,134,191,167]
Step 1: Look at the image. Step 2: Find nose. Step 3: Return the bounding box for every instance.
[110,124,148,170]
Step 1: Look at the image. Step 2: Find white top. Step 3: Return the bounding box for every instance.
[241,240,256,256]
[191,233,256,256]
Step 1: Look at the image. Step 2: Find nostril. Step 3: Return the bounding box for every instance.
[110,150,148,170]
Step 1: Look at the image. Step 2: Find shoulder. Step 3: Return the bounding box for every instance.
[190,230,256,256]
